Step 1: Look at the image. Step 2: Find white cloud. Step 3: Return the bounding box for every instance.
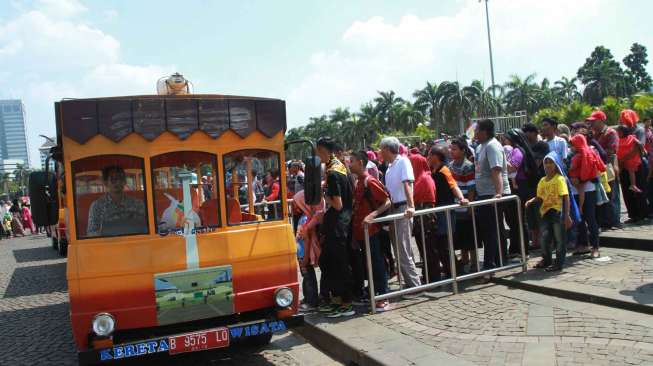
[286,0,632,128]
[37,0,87,18]
[0,2,172,168]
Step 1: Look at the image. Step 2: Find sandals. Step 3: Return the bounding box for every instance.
[534,260,550,269]
[545,264,562,272]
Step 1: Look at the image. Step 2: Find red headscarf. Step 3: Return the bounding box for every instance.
[408,154,436,204]
[620,109,639,128]
[569,134,605,182]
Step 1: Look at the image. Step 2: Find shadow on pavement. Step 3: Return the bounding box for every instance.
[0,302,77,366]
[13,246,61,263]
[3,262,67,298]
[620,283,653,305]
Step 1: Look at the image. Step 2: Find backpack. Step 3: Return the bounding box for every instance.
[362,175,389,218]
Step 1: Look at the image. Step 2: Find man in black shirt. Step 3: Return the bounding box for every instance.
[316,137,355,318]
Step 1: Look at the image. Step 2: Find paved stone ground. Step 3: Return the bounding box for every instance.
[366,286,653,366]
[501,247,653,308]
[0,234,339,366]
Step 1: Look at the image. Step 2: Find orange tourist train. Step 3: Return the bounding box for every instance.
[30,74,318,365]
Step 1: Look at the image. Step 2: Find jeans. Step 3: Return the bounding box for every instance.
[575,191,599,250]
[300,265,319,306]
[367,233,389,295]
[477,195,505,270]
[540,210,567,267]
[610,176,621,225]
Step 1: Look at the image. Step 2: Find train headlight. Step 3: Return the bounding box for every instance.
[274,288,293,308]
[92,313,115,337]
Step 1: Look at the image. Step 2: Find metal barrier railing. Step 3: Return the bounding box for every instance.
[238,199,295,225]
[363,195,527,313]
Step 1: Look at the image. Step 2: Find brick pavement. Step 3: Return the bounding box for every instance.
[499,247,653,311]
[361,287,653,365]
[0,235,339,366]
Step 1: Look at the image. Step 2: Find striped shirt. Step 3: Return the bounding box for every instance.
[449,159,475,215]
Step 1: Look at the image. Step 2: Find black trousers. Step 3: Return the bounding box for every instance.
[620,166,649,221]
[319,236,353,303]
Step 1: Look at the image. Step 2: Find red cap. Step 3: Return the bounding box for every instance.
[586,110,607,122]
[620,109,639,128]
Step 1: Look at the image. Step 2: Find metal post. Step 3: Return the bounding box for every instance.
[483,0,496,96]
[392,220,404,290]
[516,197,528,272]
[363,224,377,313]
[494,201,503,267]
[420,215,430,284]
[445,210,458,294]
[471,207,481,273]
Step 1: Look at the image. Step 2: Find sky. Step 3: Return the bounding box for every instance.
[0,0,652,168]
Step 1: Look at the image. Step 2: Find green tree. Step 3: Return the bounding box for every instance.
[623,43,653,93]
[553,76,581,104]
[600,96,630,125]
[577,46,626,105]
[397,101,426,133]
[504,74,540,115]
[374,91,405,131]
[436,81,478,134]
[560,101,593,124]
[633,93,653,120]
[413,82,443,135]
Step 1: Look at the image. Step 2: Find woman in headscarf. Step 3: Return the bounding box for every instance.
[569,134,605,258]
[617,109,649,223]
[409,153,437,282]
[504,128,540,253]
[9,199,25,237]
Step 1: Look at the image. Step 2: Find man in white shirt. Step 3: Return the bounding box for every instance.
[541,118,568,161]
[379,137,422,288]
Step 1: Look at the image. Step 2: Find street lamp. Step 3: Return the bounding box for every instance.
[480,0,496,97]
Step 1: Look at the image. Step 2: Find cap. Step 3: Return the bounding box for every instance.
[586,110,607,122]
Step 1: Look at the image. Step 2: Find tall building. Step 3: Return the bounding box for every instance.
[39,138,56,170]
[0,100,30,171]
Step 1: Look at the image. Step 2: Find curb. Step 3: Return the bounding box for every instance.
[599,234,652,251]
[493,277,653,316]
[293,321,388,366]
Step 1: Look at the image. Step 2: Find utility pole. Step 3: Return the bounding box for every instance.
[481,0,496,97]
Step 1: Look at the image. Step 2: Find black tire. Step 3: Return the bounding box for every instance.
[51,236,59,251]
[58,238,68,257]
[246,332,273,347]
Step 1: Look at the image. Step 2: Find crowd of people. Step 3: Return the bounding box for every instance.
[289,108,653,318]
[0,198,35,238]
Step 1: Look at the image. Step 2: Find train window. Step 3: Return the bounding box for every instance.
[151,151,219,234]
[72,155,148,239]
[222,150,282,225]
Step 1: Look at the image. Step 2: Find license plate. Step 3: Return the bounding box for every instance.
[168,328,229,355]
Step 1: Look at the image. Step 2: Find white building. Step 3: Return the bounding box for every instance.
[0,100,30,169]
[39,138,56,170]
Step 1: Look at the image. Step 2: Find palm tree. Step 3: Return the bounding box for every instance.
[0,172,10,195]
[397,102,426,133]
[374,91,405,131]
[581,60,625,105]
[504,74,540,115]
[553,76,581,104]
[536,78,559,110]
[413,82,442,134]
[436,81,477,134]
[357,102,380,147]
[13,164,30,195]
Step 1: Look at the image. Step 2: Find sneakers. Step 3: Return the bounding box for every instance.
[299,303,317,312]
[318,303,338,313]
[326,304,356,318]
[352,297,371,306]
[374,300,390,312]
